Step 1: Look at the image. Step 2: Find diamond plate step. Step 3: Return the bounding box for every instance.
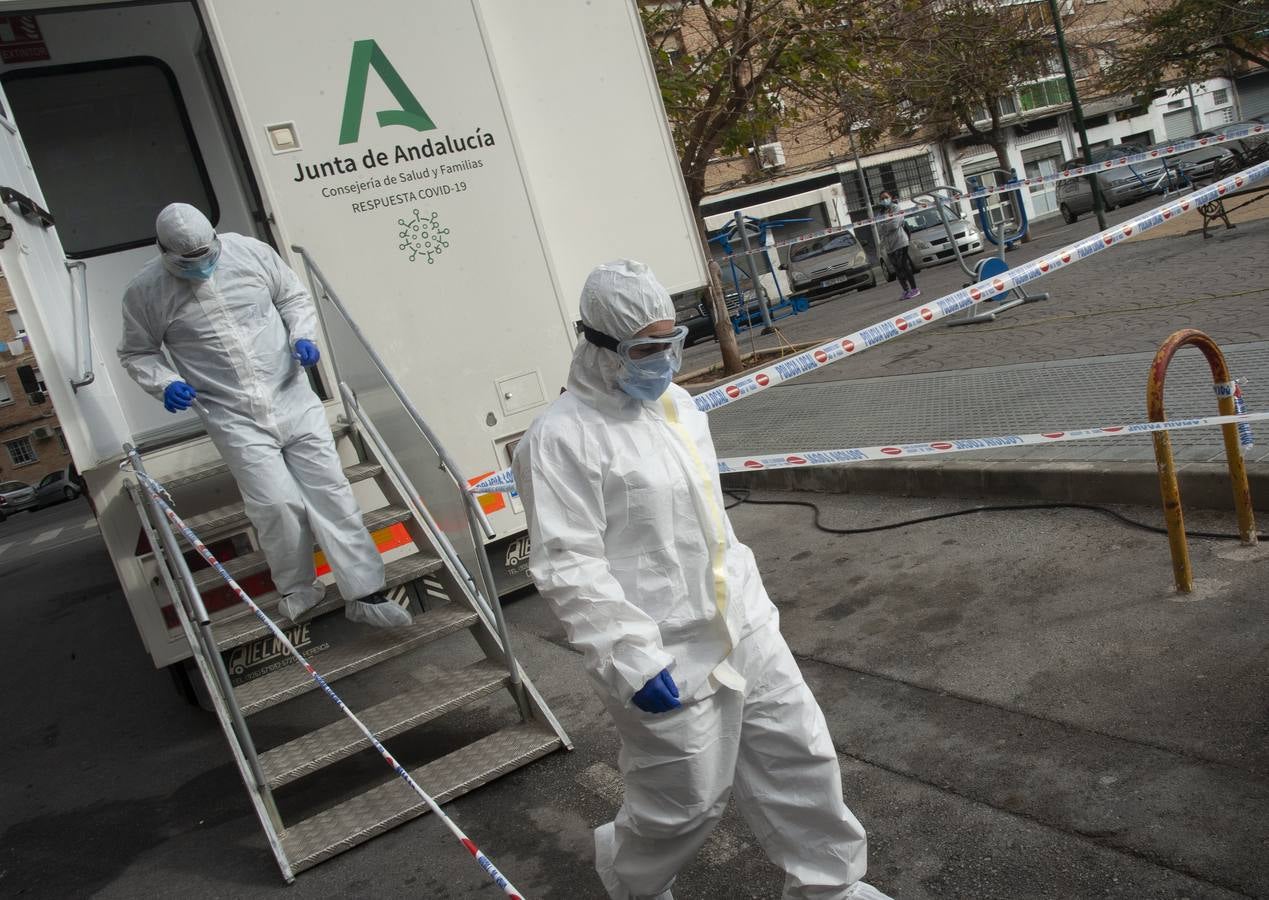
[280,721,562,874]
[260,661,510,789]
[193,505,411,594]
[212,551,444,651]
[235,604,478,716]
[179,463,382,542]
[161,423,353,490]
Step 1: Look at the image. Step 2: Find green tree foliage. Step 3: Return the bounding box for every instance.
[881,0,1058,170]
[1101,0,1269,96]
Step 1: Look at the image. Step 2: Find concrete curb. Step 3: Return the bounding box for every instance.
[722,459,1269,512]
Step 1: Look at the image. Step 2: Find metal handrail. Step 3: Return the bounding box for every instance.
[123,446,275,796]
[285,245,526,707]
[1147,329,1258,593]
[290,244,495,540]
[339,384,526,707]
[66,260,94,391]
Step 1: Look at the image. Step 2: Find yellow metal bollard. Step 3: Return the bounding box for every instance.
[1147,329,1258,593]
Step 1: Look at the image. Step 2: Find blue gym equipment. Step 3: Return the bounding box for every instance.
[919,169,1048,327]
[709,215,811,335]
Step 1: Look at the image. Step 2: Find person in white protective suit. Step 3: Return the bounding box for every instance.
[118,203,411,630]
[512,259,891,900]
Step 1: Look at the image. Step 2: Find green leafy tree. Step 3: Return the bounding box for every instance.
[883,0,1059,173]
[1100,0,1269,96]
[642,0,869,373]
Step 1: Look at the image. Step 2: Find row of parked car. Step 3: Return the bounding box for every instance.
[0,466,85,522]
[1056,116,1267,223]
[676,115,1267,344]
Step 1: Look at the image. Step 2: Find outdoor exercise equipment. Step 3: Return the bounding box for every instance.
[710,213,810,335]
[930,171,1048,327]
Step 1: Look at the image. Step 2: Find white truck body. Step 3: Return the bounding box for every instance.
[0,0,707,668]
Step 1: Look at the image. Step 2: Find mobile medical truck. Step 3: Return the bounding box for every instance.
[0,0,708,877]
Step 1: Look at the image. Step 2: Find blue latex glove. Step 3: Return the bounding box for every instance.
[163,380,197,413]
[632,668,681,714]
[293,339,321,367]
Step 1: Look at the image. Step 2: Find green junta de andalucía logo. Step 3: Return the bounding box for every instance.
[340,39,436,145]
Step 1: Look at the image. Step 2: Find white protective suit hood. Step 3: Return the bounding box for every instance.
[156,203,219,279]
[567,259,676,416]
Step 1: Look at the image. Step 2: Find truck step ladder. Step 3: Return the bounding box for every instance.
[126,394,569,880]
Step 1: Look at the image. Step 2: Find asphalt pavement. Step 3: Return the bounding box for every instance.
[1,492,1265,898]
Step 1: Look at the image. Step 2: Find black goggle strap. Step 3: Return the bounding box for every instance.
[577,321,620,354]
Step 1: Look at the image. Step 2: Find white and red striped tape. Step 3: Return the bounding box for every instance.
[719,123,1266,260]
[468,161,1269,497]
[715,411,1268,474]
[125,455,527,899]
[470,411,1267,493]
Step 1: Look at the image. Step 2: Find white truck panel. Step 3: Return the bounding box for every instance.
[476,0,709,300]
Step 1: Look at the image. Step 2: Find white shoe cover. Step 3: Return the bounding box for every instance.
[277,581,326,622]
[593,822,674,900]
[345,597,413,628]
[846,882,894,900]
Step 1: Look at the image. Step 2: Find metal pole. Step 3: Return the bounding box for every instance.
[846,128,884,269]
[733,211,774,334]
[1048,0,1107,230]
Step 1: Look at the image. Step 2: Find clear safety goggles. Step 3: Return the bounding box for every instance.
[578,321,688,372]
[617,325,688,372]
[159,234,219,266]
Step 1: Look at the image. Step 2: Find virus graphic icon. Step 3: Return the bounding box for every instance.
[398,209,450,264]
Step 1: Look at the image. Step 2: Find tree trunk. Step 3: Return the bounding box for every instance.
[693,213,744,375]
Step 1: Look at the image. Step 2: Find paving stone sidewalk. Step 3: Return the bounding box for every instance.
[706,341,1269,465]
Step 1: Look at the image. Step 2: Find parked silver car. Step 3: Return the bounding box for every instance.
[1056,144,1166,224]
[33,466,85,510]
[785,230,875,297]
[0,479,37,521]
[897,206,984,270]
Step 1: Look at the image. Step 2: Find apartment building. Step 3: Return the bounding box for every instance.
[0,272,72,486]
[659,0,1265,233]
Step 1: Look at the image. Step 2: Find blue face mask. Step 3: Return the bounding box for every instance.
[174,257,219,281]
[618,353,678,401]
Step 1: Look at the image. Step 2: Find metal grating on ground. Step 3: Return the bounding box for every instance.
[706,342,1269,464]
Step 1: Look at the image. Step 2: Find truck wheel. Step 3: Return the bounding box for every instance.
[1060,203,1077,224]
[64,487,76,500]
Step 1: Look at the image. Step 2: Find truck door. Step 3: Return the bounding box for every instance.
[0,3,263,460]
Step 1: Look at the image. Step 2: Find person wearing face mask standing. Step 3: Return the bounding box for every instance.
[513,260,890,900]
[117,203,411,630]
[875,191,920,301]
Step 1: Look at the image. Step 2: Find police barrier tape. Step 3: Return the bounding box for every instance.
[718,123,1266,261]
[469,411,1268,493]
[123,452,527,900]
[468,161,1269,496]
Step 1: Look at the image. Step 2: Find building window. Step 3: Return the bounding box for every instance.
[6,436,37,466]
[0,374,11,405]
[5,309,22,336]
[842,155,937,217]
[1211,88,1229,106]
[55,427,69,453]
[1018,77,1070,113]
[1,57,218,258]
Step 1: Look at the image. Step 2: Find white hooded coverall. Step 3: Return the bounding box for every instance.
[513,261,870,900]
[118,205,385,612]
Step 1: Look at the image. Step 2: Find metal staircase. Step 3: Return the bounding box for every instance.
[121,251,570,882]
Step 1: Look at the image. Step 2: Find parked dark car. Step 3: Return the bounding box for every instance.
[673,290,715,347]
[0,479,37,522]
[1142,139,1235,185]
[1056,143,1166,224]
[32,466,85,510]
